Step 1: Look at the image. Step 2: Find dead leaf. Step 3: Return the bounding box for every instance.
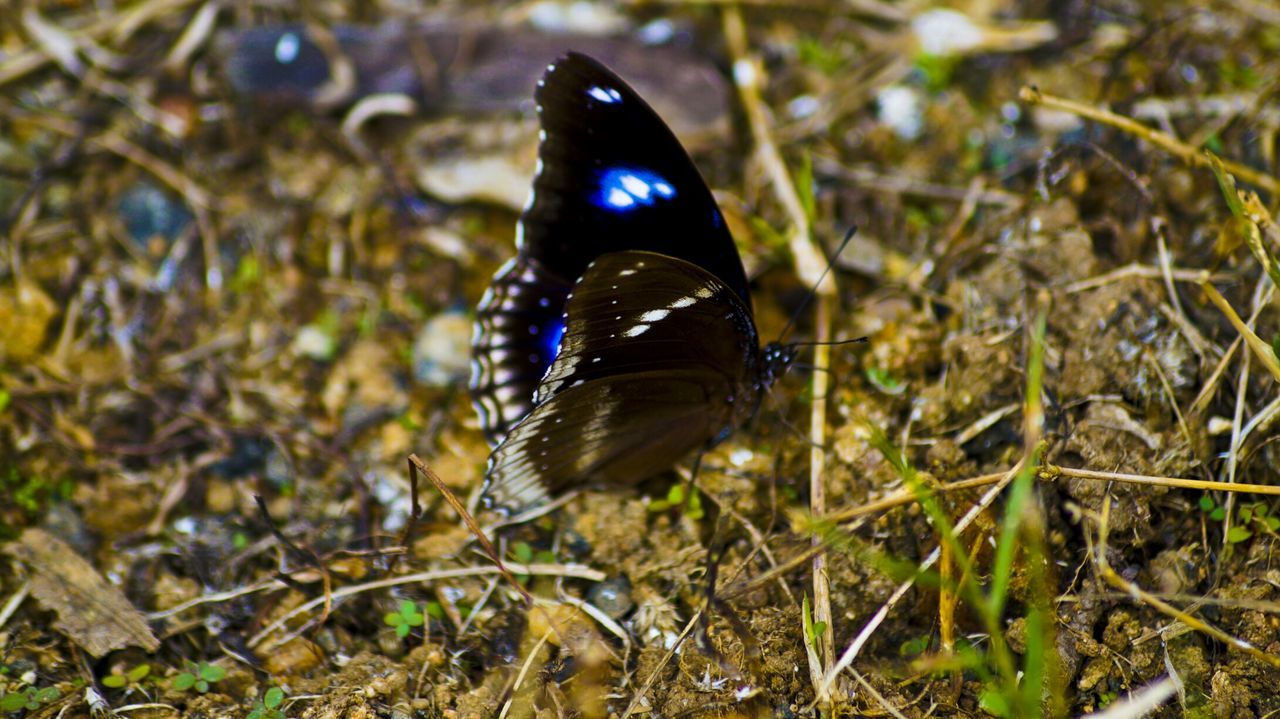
[5,528,160,657]
[0,279,57,363]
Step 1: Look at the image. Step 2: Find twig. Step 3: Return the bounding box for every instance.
[247,562,604,649]
[253,495,333,625]
[1043,464,1280,496]
[1091,497,1280,669]
[1188,280,1274,418]
[1019,86,1280,196]
[620,608,705,718]
[1058,262,1233,294]
[408,454,532,606]
[849,669,910,719]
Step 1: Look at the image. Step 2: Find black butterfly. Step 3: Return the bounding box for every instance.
[470,52,794,512]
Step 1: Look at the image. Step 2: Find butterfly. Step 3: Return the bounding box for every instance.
[470,52,795,512]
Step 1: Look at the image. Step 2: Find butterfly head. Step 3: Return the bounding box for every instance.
[760,341,799,388]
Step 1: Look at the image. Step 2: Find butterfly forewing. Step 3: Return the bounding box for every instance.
[483,251,763,512]
[470,52,752,446]
[521,54,750,305]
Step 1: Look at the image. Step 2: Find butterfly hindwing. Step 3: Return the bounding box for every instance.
[470,256,573,444]
[482,251,762,512]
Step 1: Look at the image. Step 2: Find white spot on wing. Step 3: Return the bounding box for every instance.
[606,188,635,208]
[624,324,650,337]
[588,85,623,103]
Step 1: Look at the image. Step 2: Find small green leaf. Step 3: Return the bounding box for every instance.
[384,612,404,627]
[1210,506,1226,522]
[811,621,828,639]
[1240,506,1254,522]
[1198,495,1215,512]
[195,679,209,693]
[1,693,30,711]
[666,484,686,504]
[247,710,264,719]
[127,664,151,682]
[685,487,705,521]
[978,688,1012,717]
[200,664,226,683]
[898,635,930,657]
[1227,526,1252,543]
[395,622,410,638]
[172,673,196,691]
[0,389,11,414]
[1265,516,1280,531]
[512,542,534,564]
[866,366,906,395]
[33,687,60,703]
[102,675,127,689]
[425,601,444,620]
[264,687,285,708]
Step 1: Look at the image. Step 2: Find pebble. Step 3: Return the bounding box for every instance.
[588,575,634,619]
[116,182,192,254]
[412,309,471,386]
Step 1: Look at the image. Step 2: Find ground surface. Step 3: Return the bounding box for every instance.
[2,1,1280,717]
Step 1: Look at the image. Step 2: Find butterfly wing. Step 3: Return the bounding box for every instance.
[470,52,750,446]
[470,256,572,444]
[483,251,761,512]
[520,53,751,305]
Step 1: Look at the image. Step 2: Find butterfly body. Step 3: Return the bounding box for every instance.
[470,53,793,512]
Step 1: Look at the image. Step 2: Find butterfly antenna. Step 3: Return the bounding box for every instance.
[775,224,859,344]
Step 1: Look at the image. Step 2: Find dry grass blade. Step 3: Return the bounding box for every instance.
[1076,676,1177,718]
[247,562,604,650]
[1090,500,1280,670]
[1019,86,1280,196]
[722,5,831,295]
[408,454,533,606]
[1199,281,1280,382]
[817,457,1026,697]
[807,293,836,692]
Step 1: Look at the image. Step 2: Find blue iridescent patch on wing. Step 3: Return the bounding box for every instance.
[594,167,676,212]
[543,319,567,361]
[587,85,622,104]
